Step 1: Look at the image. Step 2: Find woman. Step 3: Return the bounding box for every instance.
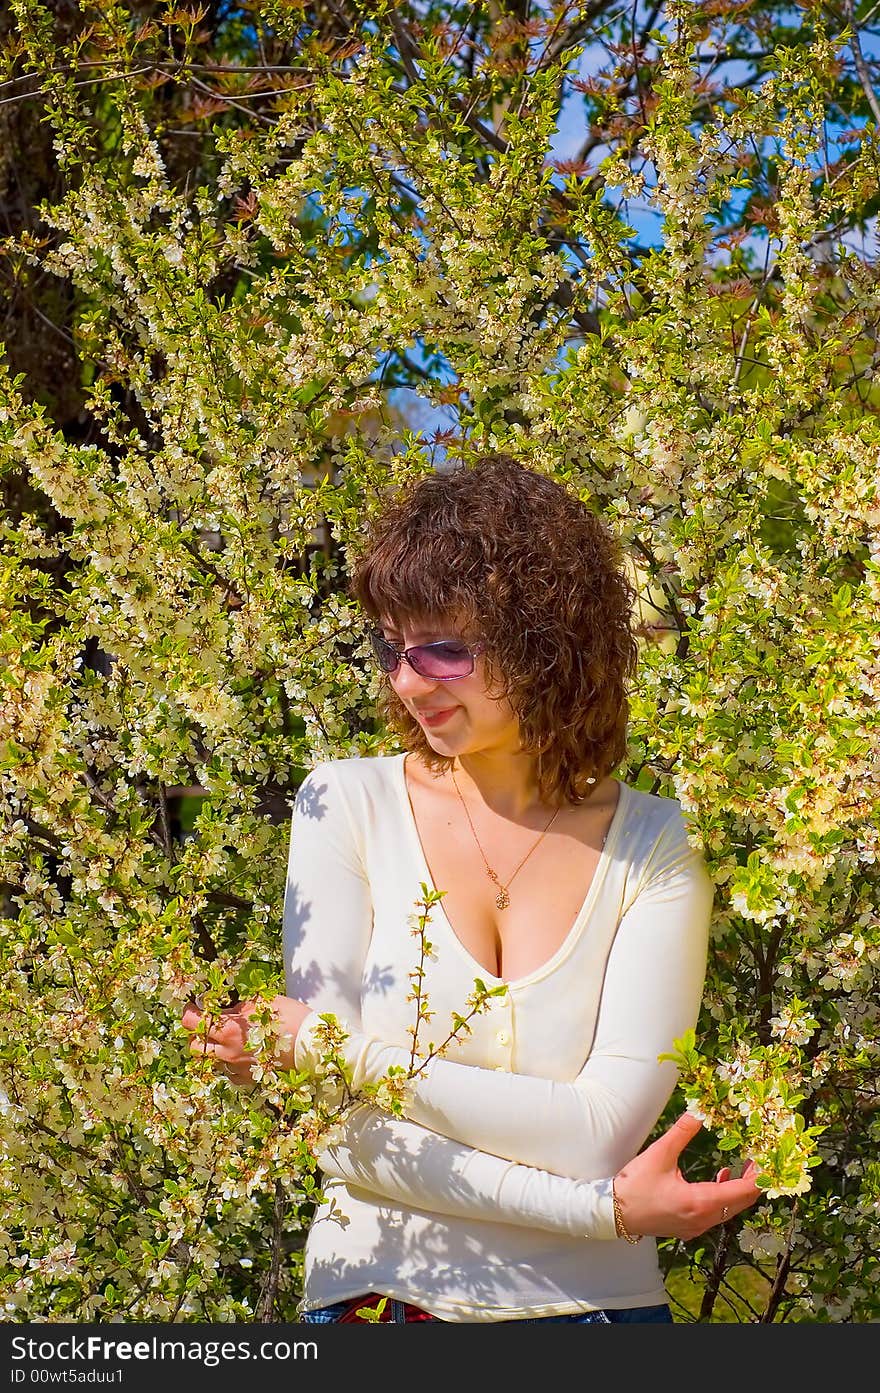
[183,453,760,1323]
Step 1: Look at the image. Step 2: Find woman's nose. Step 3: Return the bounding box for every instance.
[390,660,441,698]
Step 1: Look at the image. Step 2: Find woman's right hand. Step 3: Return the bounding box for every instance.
[612,1111,762,1241]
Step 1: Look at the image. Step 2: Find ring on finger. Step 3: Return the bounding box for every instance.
[721,1205,730,1222]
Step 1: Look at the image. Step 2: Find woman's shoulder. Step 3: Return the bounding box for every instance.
[616,779,708,864]
[619,779,689,827]
[297,752,405,804]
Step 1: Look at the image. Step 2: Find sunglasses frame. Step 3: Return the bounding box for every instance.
[369,631,486,680]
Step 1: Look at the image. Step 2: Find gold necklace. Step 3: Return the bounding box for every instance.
[450,765,562,911]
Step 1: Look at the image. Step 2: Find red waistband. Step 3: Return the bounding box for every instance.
[336,1293,436,1323]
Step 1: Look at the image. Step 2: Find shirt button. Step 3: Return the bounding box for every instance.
[496,1029,511,1046]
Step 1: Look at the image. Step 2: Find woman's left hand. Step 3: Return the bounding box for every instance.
[181,995,313,1085]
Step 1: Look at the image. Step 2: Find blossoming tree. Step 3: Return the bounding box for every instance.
[1,0,879,1322]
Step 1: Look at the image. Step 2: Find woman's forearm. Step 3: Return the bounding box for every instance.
[313,1102,618,1239]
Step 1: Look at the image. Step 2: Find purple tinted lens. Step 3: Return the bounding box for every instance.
[371,633,400,672]
[409,642,473,679]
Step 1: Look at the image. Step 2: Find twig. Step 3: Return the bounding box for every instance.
[255,1179,286,1322]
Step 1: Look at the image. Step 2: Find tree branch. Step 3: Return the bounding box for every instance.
[844,0,880,125]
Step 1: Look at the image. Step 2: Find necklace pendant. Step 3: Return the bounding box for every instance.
[495,888,510,911]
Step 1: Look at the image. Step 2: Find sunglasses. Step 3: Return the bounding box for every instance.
[369,630,486,680]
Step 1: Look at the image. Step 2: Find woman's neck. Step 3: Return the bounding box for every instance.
[450,750,552,821]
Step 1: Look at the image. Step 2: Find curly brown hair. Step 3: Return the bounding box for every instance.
[348,453,639,805]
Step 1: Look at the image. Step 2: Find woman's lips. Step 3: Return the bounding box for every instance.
[415,708,458,728]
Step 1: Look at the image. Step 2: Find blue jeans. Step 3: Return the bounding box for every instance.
[299,1297,673,1324]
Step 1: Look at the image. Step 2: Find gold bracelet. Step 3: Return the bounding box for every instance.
[612,1180,642,1244]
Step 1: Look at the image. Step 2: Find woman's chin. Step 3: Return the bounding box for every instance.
[424,732,460,751]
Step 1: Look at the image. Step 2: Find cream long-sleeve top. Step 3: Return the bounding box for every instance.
[283,752,714,1322]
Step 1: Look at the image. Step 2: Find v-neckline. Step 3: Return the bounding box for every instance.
[396,752,628,989]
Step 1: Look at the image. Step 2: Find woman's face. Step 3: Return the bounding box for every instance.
[377,612,523,759]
